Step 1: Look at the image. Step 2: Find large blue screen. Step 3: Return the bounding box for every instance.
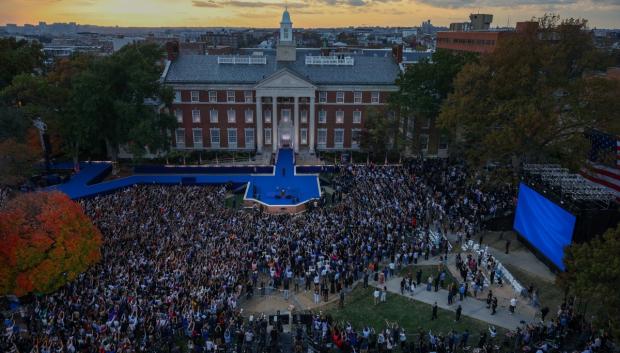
[513,183,576,270]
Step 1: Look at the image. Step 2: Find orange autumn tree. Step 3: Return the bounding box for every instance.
[0,191,102,296]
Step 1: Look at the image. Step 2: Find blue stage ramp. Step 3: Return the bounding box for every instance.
[47,148,321,207]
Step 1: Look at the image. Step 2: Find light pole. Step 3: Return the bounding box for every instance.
[33,117,51,172]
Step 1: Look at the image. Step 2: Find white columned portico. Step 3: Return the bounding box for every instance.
[309,96,315,153]
[256,97,263,153]
[293,96,300,153]
[272,97,278,153]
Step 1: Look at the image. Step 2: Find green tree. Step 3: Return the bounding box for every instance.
[438,15,620,173]
[391,49,475,153]
[0,139,39,186]
[360,107,398,159]
[0,37,44,90]
[561,225,620,337]
[69,43,176,161]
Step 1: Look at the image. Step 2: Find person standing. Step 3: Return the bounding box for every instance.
[541,307,550,321]
[509,297,517,314]
[455,305,462,322]
[461,329,469,348]
[381,286,387,303]
[491,297,498,315]
[374,288,380,305]
[431,302,438,320]
[505,239,511,254]
[339,290,345,308]
[416,269,422,285]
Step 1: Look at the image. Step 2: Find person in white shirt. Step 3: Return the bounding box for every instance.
[510,297,517,314]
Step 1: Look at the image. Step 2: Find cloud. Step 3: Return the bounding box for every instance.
[193,0,309,8]
[414,0,582,8]
[192,0,220,7]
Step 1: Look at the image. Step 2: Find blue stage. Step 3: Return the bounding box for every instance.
[47,148,321,207]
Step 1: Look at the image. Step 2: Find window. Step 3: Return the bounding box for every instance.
[244,91,253,103]
[282,109,291,122]
[334,129,344,147]
[419,134,429,151]
[439,135,449,150]
[319,91,327,103]
[301,110,308,123]
[318,110,327,124]
[192,109,201,123]
[352,129,361,148]
[354,91,362,104]
[228,129,237,148]
[227,109,236,123]
[336,91,344,103]
[300,128,308,144]
[210,128,220,147]
[353,111,362,124]
[193,128,203,148]
[191,91,199,102]
[175,109,183,123]
[317,129,327,146]
[371,91,380,104]
[227,91,235,103]
[210,110,218,123]
[264,109,272,123]
[264,128,272,145]
[174,91,182,102]
[421,117,431,129]
[336,111,344,124]
[244,128,254,147]
[209,91,217,103]
[245,110,253,123]
[175,129,185,146]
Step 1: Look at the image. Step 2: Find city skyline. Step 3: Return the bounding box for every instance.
[2,0,620,29]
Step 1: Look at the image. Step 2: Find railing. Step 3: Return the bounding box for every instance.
[217,56,267,65]
[305,55,354,66]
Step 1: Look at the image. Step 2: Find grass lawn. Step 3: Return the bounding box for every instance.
[324,287,505,342]
[399,264,460,290]
[503,263,563,317]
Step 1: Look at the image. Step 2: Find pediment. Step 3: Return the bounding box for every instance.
[255,69,316,90]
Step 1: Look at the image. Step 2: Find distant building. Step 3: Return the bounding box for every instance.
[201,31,243,49]
[469,14,493,31]
[438,14,511,54]
[437,31,511,54]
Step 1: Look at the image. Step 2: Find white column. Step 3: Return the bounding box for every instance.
[293,96,299,153]
[272,96,278,153]
[256,96,263,153]
[309,95,315,153]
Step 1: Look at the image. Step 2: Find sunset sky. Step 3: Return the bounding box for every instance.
[2,0,619,29]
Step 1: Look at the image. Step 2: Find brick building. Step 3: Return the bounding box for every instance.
[163,9,401,154]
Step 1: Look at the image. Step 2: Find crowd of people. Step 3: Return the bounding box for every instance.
[4,159,592,353]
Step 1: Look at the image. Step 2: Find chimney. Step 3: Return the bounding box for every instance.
[392,44,403,64]
[165,40,179,61]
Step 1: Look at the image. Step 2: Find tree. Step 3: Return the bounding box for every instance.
[0,192,102,296]
[69,43,176,161]
[391,50,475,153]
[360,107,398,159]
[560,225,620,337]
[438,15,620,173]
[0,37,44,90]
[0,139,39,186]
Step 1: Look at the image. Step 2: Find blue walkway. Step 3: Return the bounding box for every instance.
[47,149,321,206]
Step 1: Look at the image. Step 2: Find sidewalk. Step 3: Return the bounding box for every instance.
[372,275,535,330]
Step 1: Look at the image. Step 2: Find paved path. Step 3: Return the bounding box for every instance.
[372,275,535,330]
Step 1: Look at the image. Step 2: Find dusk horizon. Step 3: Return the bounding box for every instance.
[2,0,620,29]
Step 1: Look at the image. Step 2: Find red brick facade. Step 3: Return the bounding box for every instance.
[171,89,391,151]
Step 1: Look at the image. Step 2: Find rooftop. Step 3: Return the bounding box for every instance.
[164,49,400,86]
